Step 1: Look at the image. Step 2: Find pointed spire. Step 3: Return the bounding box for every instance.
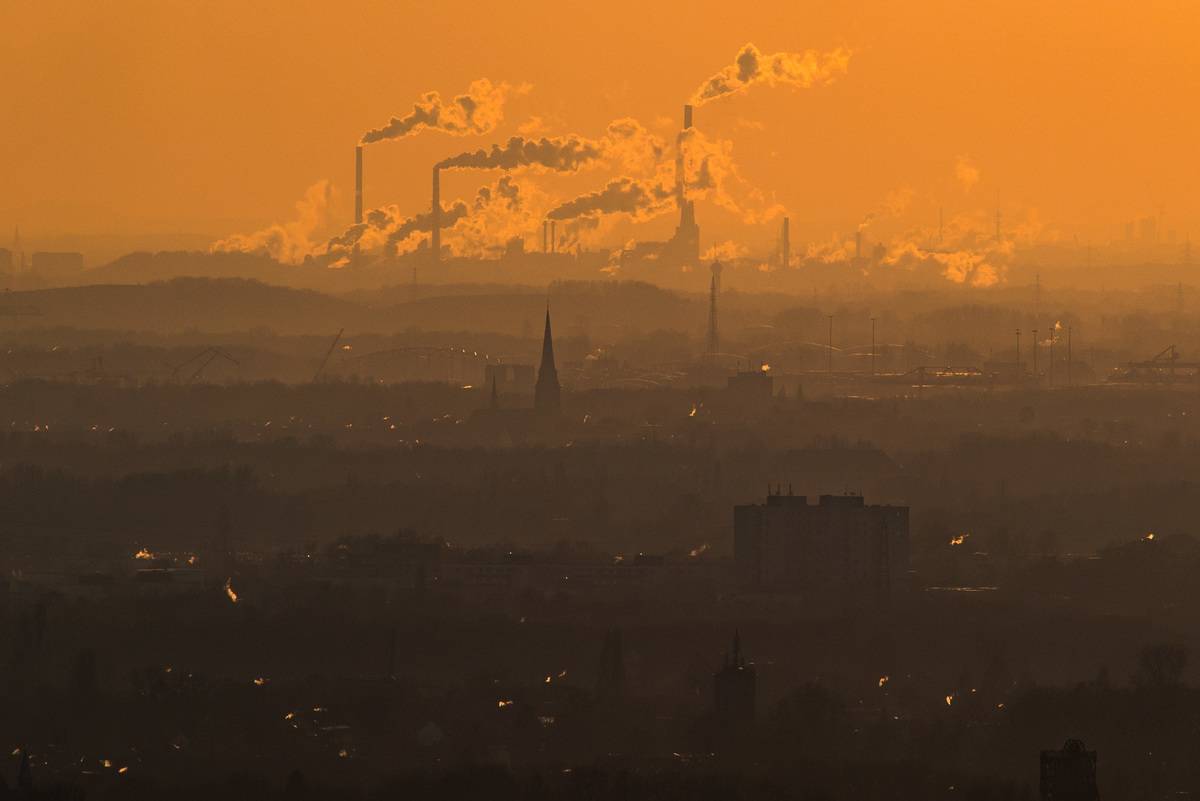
[541,302,556,372]
[534,300,560,416]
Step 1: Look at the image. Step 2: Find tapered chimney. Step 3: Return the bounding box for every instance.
[543,220,549,253]
[354,145,363,226]
[683,104,693,130]
[550,220,556,254]
[431,166,441,263]
[781,217,790,269]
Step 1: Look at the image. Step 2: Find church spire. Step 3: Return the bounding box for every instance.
[534,303,560,415]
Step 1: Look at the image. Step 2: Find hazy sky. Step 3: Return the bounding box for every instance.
[4,0,1199,260]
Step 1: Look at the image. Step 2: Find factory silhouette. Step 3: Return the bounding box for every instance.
[6,3,1200,799]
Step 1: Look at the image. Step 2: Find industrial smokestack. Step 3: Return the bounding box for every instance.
[431,166,441,263]
[781,216,790,269]
[355,146,363,226]
[550,220,557,254]
[543,220,548,254]
[676,105,693,220]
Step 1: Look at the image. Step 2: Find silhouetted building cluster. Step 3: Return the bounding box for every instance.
[734,492,909,607]
[1040,739,1099,801]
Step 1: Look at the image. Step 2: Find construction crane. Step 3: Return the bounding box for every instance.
[169,347,240,384]
[1112,345,1200,384]
[313,328,344,383]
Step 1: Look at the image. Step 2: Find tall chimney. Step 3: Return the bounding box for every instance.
[543,220,549,254]
[675,105,692,213]
[550,220,557,254]
[355,145,363,226]
[781,217,790,269]
[431,166,441,263]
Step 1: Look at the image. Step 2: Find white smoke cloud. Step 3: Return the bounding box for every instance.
[210,180,335,264]
[691,42,852,106]
[437,134,604,172]
[545,123,781,228]
[955,156,980,193]
[801,199,1047,288]
[858,187,915,232]
[361,79,517,144]
[703,240,748,261]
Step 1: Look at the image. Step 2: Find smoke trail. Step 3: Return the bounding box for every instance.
[546,178,673,221]
[210,180,335,264]
[322,197,468,260]
[361,79,513,144]
[691,42,852,106]
[858,187,915,232]
[384,201,469,254]
[436,134,603,172]
[546,126,779,227]
[680,128,785,224]
[323,176,538,261]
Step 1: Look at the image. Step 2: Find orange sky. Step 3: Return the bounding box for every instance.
[3,0,1199,262]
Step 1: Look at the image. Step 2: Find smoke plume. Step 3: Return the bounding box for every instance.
[691,42,852,106]
[858,187,915,232]
[322,176,541,262]
[955,156,980,192]
[545,124,780,228]
[361,79,513,144]
[210,180,335,264]
[547,178,673,222]
[437,134,603,172]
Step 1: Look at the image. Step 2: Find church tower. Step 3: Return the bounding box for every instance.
[534,306,560,415]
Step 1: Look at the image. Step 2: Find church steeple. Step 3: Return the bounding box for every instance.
[534,304,560,415]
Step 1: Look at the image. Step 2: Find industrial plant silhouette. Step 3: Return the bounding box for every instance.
[3,1,1200,797]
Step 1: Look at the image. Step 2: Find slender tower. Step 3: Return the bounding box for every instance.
[355,145,364,225]
[534,305,561,415]
[671,105,700,264]
[780,217,790,269]
[706,261,722,362]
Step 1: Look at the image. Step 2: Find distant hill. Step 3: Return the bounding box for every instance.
[84,251,318,288]
[0,275,717,340]
[0,278,388,335]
